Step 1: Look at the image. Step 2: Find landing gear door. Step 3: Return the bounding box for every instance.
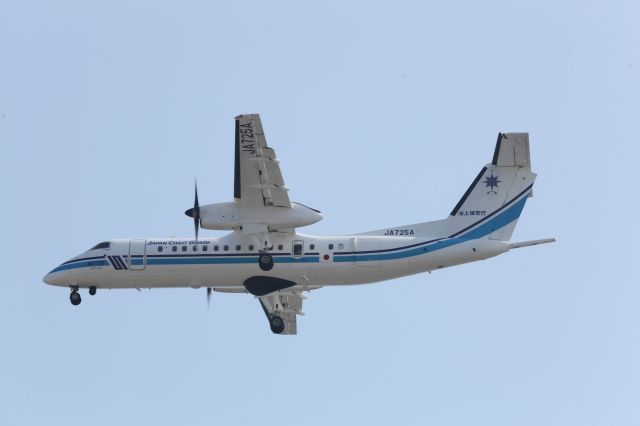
[129,239,146,270]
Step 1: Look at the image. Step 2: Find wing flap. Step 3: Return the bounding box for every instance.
[234,114,291,208]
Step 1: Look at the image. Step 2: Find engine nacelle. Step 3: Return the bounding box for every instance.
[198,202,323,231]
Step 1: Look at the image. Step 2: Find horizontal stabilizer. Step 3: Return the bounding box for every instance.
[510,238,556,249]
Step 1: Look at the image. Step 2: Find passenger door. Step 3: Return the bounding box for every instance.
[129,239,146,270]
[292,240,304,259]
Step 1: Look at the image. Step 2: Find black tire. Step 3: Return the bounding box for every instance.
[89,286,97,296]
[258,253,274,271]
[70,292,81,306]
[269,315,285,334]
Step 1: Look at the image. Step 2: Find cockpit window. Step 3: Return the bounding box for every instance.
[90,242,110,250]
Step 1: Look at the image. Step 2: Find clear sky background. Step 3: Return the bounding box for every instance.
[1,1,638,425]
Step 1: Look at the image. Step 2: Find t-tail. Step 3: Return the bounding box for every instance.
[443,132,536,241]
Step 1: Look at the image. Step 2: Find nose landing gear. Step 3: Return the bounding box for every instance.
[70,290,81,306]
[69,286,96,305]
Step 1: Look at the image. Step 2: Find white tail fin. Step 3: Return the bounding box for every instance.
[358,133,537,241]
[445,133,535,240]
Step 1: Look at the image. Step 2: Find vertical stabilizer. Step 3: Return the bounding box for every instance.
[446,133,536,241]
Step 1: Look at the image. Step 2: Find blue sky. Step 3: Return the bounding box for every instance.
[1,1,639,425]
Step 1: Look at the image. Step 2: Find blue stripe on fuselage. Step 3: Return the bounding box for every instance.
[334,192,529,263]
[49,190,530,273]
[147,256,319,266]
[51,259,109,273]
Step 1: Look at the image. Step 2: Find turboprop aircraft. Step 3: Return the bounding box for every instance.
[43,114,555,334]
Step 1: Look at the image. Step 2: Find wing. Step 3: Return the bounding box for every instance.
[259,291,305,335]
[234,114,291,208]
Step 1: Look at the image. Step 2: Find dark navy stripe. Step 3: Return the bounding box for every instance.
[335,186,532,260]
[62,255,105,266]
[336,238,441,256]
[449,184,533,238]
[335,193,529,263]
[116,256,128,270]
[338,184,533,257]
[108,256,121,270]
[146,252,294,258]
[492,133,504,166]
[147,256,319,266]
[450,167,488,216]
[50,186,532,272]
[51,259,109,273]
[68,252,311,262]
[111,256,122,270]
[113,256,124,270]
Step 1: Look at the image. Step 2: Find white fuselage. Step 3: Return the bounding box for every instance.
[43,232,511,292]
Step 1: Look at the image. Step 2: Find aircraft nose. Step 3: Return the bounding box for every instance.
[43,272,54,285]
[43,269,63,285]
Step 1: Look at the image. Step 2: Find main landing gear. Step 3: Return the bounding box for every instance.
[89,286,97,296]
[269,315,285,334]
[258,252,274,271]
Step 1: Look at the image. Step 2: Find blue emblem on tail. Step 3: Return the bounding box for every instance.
[484,173,501,194]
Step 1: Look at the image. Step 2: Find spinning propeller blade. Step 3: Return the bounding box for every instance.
[185,181,201,241]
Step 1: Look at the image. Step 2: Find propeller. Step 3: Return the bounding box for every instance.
[207,287,212,308]
[184,181,201,241]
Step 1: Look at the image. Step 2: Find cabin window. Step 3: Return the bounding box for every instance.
[182,246,187,252]
[293,241,304,257]
[172,246,178,252]
[223,245,229,251]
[158,246,163,253]
[214,245,219,251]
[338,243,344,249]
[328,244,334,250]
[192,246,198,252]
[310,244,315,250]
[203,245,208,252]
[236,245,241,251]
[249,244,254,251]
[278,244,283,250]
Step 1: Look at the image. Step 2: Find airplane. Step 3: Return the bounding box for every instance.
[43,114,555,335]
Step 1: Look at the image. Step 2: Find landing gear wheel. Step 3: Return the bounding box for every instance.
[89,286,97,296]
[258,253,274,271]
[269,315,285,334]
[70,291,81,306]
